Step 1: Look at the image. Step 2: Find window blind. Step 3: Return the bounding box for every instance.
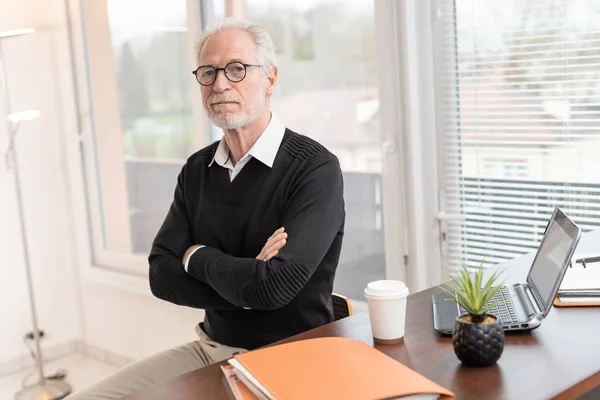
[434,0,600,269]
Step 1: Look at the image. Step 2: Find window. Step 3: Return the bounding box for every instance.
[80,0,209,271]
[244,0,387,299]
[79,0,404,300]
[434,0,600,269]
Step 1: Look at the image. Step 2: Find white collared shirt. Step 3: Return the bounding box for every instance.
[184,114,286,273]
[208,114,287,181]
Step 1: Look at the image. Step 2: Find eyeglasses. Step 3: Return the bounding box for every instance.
[192,61,262,86]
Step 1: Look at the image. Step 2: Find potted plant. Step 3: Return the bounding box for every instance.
[442,262,505,367]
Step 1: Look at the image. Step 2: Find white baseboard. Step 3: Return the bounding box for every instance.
[0,340,133,378]
[78,342,133,368]
[0,339,79,378]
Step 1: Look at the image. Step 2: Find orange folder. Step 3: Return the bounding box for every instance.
[226,337,454,400]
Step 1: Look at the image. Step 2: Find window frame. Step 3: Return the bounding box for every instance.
[72,0,209,276]
[70,0,414,293]
[429,0,600,274]
[381,0,446,291]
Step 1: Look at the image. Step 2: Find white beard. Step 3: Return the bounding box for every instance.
[205,83,266,130]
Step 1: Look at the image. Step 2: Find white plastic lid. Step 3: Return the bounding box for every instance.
[364,280,409,299]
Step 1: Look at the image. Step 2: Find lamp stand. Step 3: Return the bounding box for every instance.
[8,126,72,400]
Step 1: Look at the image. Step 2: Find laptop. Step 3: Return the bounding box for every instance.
[432,207,581,335]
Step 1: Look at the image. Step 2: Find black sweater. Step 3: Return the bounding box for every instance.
[148,130,345,350]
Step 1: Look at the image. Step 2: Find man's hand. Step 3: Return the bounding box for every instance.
[183,245,203,265]
[256,227,287,261]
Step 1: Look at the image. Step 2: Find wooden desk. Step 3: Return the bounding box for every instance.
[124,233,600,400]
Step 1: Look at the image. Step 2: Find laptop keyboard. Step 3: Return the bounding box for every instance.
[459,286,518,324]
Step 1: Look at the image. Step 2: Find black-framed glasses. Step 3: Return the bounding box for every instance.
[192,61,262,86]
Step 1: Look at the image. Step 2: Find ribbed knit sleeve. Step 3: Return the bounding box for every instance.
[187,143,345,310]
[148,161,243,310]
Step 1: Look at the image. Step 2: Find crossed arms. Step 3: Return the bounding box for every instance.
[148,153,344,311]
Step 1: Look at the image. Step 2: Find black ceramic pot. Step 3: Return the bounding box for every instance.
[452,314,504,367]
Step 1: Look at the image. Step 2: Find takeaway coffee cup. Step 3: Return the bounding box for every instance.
[364,280,410,344]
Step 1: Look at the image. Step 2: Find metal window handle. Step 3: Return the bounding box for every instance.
[437,212,465,243]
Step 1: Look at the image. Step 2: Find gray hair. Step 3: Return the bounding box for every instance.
[195,18,277,75]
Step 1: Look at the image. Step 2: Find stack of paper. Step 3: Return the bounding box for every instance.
[221,337,454,400]
[221,365,262,400]
[557,254,600,304]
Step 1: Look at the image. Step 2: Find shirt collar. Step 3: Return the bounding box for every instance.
[209,114,286,168]
[209,136,232,168]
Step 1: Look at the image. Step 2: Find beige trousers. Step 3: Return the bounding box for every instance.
[65,325,247,400]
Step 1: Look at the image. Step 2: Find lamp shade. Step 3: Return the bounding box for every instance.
[0,28,35,39]
[7,109,40,123]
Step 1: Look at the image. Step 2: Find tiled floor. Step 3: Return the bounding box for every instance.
[0,353,117,399]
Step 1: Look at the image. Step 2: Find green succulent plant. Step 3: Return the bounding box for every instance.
[441,261,506,323]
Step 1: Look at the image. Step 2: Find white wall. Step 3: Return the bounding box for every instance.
[0,0,80,367]
[79,275,203,361]
[1,0,207,372]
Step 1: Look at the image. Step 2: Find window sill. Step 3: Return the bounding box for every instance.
[83,264,151,297]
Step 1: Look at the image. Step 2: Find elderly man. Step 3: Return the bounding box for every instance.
[67,17,345,399]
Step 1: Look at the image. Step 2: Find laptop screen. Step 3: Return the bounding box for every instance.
[527,208,581,316]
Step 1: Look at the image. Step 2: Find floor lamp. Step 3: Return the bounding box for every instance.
[0,29,72,400]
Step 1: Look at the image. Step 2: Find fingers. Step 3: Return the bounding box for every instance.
[263,238,286,257]
[256,227,287,261]
[263,233,287,255]
[264,250,279,261]
[264,232,287,250]
[272,227,285,236]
